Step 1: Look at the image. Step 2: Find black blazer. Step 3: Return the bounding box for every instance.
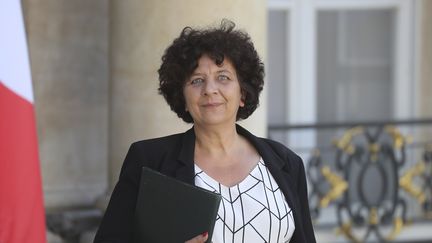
[94,125,316,243]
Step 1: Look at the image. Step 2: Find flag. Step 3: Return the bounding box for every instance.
[0,1,47,242]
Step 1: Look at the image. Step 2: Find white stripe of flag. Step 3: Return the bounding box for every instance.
[0,0,34,103]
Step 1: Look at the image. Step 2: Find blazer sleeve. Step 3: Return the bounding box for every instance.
[93,143,142,243]
[296,155,317,243]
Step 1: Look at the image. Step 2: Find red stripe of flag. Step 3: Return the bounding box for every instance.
[0,81,46,242]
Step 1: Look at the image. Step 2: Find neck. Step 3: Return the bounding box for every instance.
[193,123,239,156]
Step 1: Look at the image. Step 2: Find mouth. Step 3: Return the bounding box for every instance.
[202,102,223,108]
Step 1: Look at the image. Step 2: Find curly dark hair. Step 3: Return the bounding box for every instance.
[158,20,264,123]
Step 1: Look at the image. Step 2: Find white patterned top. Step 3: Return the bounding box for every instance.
[194,158,295,243]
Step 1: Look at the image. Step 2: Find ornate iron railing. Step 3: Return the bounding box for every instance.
[268,118,432,242]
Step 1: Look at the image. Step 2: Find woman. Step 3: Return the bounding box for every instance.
[94,20,316,243]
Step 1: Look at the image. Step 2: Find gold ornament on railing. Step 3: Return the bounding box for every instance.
[386,217,404,241]
[335,221,361,243]
[399,162,427,204]
[369,207,379,225]
[385,126,410,150]
[320,166,348,208]
[334,126,364,155]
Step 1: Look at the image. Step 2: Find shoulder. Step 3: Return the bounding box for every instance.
[121,130,191,170]
[129,132,185,152]
[258,137,304,168]
[259,137,298,157]
[127,132,188,163]
[236,125,303,172]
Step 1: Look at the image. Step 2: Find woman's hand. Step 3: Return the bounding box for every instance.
[185,232,208,243]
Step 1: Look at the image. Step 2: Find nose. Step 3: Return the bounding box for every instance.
[202,78,218,96]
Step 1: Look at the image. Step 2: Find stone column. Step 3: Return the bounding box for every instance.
[108,0,267,189]
[23,0,109,208]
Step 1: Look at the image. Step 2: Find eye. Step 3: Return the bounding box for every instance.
[190,78,204,85]
[218,75,230,81]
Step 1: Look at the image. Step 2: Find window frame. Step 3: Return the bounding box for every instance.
[267,0,416,150]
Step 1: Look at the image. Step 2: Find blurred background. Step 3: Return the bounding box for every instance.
[21,0,431,242]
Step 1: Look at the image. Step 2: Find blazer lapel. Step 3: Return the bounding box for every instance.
[174,127,196,185]
[236,125,304,240]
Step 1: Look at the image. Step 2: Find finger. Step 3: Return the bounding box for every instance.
[202,231,209,241]
[185,232,208,243]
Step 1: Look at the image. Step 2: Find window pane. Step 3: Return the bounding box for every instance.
[267,10,290,143]
[267,10,289,124]
[316,9,395,124]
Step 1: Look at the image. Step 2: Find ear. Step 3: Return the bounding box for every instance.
[239,91,246,107]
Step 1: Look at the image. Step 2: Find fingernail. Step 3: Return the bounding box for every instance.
[202,232,208,237]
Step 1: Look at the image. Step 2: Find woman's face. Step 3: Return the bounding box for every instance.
[183,54,244,127]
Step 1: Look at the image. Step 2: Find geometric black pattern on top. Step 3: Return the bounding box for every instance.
[194,158,294,243]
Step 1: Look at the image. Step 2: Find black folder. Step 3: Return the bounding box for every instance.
[133,167,221,243]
